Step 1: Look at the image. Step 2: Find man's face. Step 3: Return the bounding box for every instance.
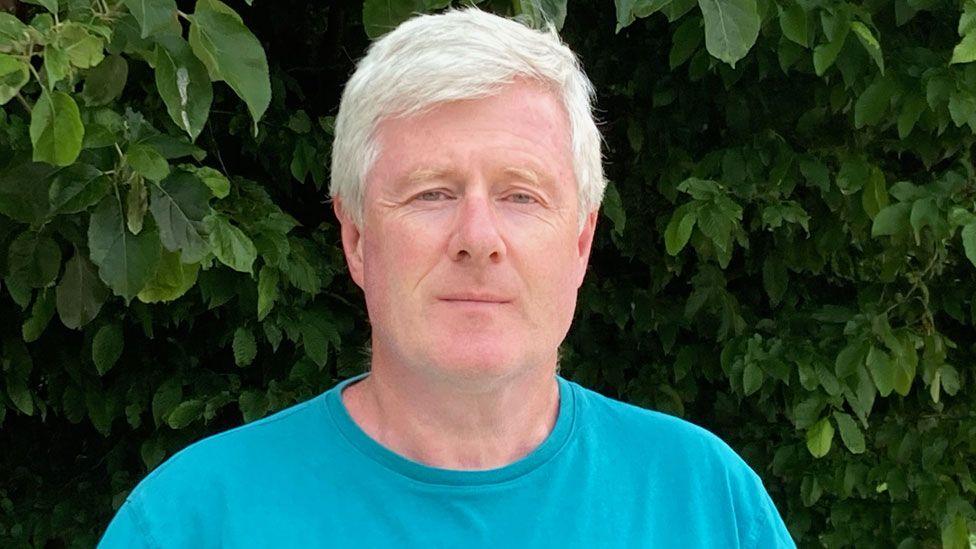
[336,80,597,386]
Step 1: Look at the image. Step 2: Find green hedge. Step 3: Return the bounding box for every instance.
[1,0,974,546]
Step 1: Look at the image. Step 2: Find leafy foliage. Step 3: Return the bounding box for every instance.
[0,0,975,547]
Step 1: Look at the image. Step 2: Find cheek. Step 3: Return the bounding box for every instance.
[361,222,437,305]
[520,233,583,306]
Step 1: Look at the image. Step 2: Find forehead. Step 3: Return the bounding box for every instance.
[367,81,574,191]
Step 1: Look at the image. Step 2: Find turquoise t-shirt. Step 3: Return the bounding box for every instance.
[99,373,795,548]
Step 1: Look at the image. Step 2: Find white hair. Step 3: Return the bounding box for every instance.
[329,7,605,233]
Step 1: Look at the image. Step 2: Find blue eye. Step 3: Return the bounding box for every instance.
[417,191,449,201]
[508,193,536,204]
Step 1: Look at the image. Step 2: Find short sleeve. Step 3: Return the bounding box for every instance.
[745,482,796,549]
[98,499,155,549]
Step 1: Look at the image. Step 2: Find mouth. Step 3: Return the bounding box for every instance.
[437,294,513,304]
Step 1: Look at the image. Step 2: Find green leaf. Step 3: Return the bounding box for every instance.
[608,0,672,33]
[281,237,321,294]
[86,386,117,435]
[233,326,256,367]
[56,248,109,329]
[361,0,446,39]
[238,390,269,423]
[742,361,763,395]
[127,143,170,182]
[941,514,969,549]
[697,201,734,255]
[813,25,849,76]
[909,197,944,244]
[866,345,894,397]
[669,16,703,69]
[287,110,311,134]
[0,13,31,45]
[941,364,961,395]
[793,396,824,428]
[166,399,203,429]
[800,475,822,506]
[127,406,143,430]
[81,55,128,107]
[6,376,34,415]
[149,171,211,263]
[87,193,162,301]
[30,91,85,167]
[832,411,865,454]
[43,45,70,86]
[897,93,927,139]
[299,306,340,368]
[950,32,976,64]
[48,163,111,215]
[697,0,760,67]
[257,264,278,321]
[860,167,888,220]
[151,378,182,426]
[850,21,884,74]
[0,53,30,105]
[7,230,61,288]
[517,0,568,30]
[126,174,148,235]
[183,166,229,198]
[960,1,976,35]
[854,77,894,128]
[664,202,697,255]
[136,248,199,303]
[188,1,270,134]
[871,203,911,237]
[22,288,56,342]
[92,323,123,376]
[59,23,105,69]
[799,157,829,191]
[835,340,867,378]
[140,135,205,160]
[154,35,213,141]
[948,91,976,128]
[891,353,915,397]
[961,223,976,267]
[121,0,177,38]
[778,3,808,47]
[205,212,256,273]
[762,256,788,306]
[602,182,626,237]
[837,155,872,194]
[806,416,834,458]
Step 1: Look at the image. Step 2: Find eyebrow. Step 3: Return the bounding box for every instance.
[405,166,554,190]
[406,167,456,185]
[503,166,553,190]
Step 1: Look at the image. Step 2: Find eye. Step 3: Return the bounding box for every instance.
[506,192,537,204]
[416,190,451,201]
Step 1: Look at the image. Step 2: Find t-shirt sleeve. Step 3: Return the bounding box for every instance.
[744,474,796,549]
[98,499,156,549]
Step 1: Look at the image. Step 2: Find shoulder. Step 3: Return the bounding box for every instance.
[129,392,327,502]
[568,377,742,462]
[565,378,795,547]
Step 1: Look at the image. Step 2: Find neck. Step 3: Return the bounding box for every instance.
[341,354,560,471]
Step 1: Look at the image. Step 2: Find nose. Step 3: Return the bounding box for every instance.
[448,194,506,266]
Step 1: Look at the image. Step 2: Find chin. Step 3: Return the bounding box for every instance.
[423,341,524,381]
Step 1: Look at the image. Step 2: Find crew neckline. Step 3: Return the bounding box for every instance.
[324,372,577,487]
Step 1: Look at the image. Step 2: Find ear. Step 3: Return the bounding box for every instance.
[333,197,365,290]
[574,209,598,289]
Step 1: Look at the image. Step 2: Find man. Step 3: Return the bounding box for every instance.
[100,8,795,547]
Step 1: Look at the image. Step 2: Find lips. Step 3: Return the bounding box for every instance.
[438,293,513,303]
